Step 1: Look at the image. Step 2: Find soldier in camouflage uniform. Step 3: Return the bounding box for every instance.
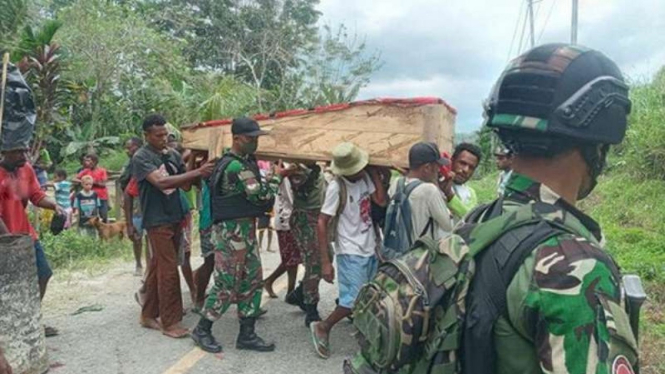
[461,44,639,374]
[191,117,291,354]
[289,163,326,326]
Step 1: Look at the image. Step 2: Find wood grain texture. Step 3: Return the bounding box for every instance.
[183,103,455,167]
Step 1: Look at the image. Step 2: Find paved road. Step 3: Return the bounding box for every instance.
[42,240,355,374]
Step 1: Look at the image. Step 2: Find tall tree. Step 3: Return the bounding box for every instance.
[57,0,187,138]
[291,24,382,108]
[0,0,29,52]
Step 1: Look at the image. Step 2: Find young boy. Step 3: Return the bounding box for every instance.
[311,142,387,359]
[73,175,101,236]
[50,169,73,229]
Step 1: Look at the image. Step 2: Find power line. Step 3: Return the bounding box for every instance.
[507,0,525,60]
[517,0,530,54]
[537,0,557,43]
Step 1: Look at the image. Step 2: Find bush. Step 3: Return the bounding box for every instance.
[617,74,665,180]
[40,229,133,270]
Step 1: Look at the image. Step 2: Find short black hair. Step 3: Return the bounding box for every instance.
[54,169,67,179]
[453,142,482,163]
[142,114,167,132]
[84,153,99,164]
[128,136,143,147]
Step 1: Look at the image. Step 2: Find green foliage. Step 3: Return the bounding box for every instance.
[40,229,133,270]
[97,149,128,172]
[293,24,382,108]
[471,171,665,284]
[580,174,665,283]
[0,0,29,52]
[617,72,665,180]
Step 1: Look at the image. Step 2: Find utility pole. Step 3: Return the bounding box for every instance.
[528,0,536,48]
[571,0,579,44]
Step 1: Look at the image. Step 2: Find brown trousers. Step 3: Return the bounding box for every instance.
[143,223,183,329]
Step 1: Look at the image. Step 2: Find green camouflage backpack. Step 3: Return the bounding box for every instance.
[345,200,573,374]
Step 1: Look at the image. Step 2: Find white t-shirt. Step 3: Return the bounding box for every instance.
[388,177,453,241]
[274,178,294,231]
[321,174,376,257]
[453,183,473,206]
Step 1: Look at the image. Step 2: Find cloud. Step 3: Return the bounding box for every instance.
[319,0,665,133]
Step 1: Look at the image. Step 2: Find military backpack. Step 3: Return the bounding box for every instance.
[345,199,574,374]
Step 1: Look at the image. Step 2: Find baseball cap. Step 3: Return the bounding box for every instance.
[232,117,269,137]
[409,142,449,169]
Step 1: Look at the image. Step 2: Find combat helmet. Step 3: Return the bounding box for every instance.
[484,43,631,154]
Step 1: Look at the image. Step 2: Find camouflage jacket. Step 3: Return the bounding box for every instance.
[492,174,638,374]
[218,152,281,209]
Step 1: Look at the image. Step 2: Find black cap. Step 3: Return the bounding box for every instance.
[409,142,449,169]
[232,117,269,137]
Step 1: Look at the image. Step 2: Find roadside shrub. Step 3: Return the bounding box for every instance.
[40,229,132,270]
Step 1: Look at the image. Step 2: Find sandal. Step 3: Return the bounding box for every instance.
[44,326,59,337]
[309,322,330,359]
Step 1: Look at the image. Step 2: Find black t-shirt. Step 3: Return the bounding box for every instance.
[132,145,186,229]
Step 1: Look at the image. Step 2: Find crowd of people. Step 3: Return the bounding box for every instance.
[0,43,641,374]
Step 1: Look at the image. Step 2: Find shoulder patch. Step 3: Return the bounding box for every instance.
[226,160,244,174]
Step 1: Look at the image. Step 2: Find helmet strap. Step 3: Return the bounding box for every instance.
[577,143,609,200]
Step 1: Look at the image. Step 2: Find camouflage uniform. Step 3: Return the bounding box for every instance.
[290,171,326,305]
[486,173,638,374]
[202,155,281,321]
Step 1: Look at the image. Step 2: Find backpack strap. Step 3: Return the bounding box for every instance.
[461,203,568,374]
[399,178,423,245]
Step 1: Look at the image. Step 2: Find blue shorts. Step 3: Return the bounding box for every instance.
[132,216,144,233]
[35,241,53,280]
[336,254,377,309]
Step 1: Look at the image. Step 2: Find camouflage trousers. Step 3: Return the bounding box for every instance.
[202,219,263,321]
[291,209,322,305]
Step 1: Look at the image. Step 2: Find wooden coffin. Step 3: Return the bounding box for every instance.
[182,97,456,168]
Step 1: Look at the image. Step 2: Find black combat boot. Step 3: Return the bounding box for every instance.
[191,318,223,353]
[236,317,276,352]
[285,282,306,311]
[304,303,321,327]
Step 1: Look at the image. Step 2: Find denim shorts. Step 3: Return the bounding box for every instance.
[35,240,53,280]
[336,254,377,309]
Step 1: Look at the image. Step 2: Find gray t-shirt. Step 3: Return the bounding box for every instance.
[132,145,186,229]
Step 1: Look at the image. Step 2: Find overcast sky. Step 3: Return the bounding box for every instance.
[318,0,665,133]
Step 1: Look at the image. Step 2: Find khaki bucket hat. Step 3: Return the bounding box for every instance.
[330,142,369,176]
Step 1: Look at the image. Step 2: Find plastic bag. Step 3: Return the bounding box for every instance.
[1,63,36,151]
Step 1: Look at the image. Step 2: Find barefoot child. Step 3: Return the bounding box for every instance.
[73,175,101,237]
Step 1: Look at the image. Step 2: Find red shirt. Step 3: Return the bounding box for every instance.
[126,177,139,197]
[0,163,47,240]
[77,167,109,200]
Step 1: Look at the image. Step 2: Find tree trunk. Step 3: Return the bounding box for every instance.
[0,235,49,374]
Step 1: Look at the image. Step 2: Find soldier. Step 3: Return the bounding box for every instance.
[494,146,513,197]
[191,117,291,354]
[289,163,326,326]
[462,44,638,373]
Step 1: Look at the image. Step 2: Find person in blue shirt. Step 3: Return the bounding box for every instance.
[48,169,74,229]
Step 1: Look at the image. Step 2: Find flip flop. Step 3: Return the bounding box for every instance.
[44,326,59,337]
[309,322,330,359]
